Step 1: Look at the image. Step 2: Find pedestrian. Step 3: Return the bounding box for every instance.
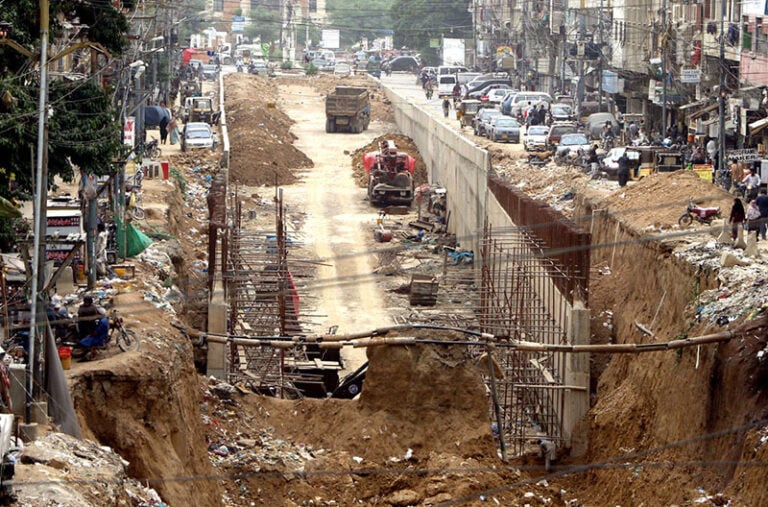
[747,199,762,241]
[168,117,180,145]
[706,137,717,164]
[741,168,760,202]
[442,97,450,118]
[756,188,768,240]
[159,102,170,145]
[617,151,630,187]
[729,198,745,240]
[628,121,638,142]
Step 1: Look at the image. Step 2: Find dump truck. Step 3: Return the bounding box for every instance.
[325,86,370,133]
[363,140,416,205]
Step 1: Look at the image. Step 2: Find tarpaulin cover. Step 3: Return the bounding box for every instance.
[144,105,170,127]
[116,217,153,257]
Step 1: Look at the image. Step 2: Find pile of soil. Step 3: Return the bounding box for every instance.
[201,331,573,505]
[349,133,428,188]
[224,73,313,186]
[296,73,395,124]
[588,170,734,232]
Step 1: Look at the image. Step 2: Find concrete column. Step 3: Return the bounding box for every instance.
[206,287,227,379]
[563,299,590,456]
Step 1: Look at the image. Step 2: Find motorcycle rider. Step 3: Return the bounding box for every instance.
[424,78,434,99]
[601,121,616,149]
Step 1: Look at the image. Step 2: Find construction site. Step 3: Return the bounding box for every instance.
[4,71,768,506]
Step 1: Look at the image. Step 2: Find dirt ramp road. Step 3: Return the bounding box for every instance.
[279,83,394,372]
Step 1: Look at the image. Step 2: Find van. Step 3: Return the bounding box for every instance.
[438,65,468,76]
[502,92,553,116]
[437,75,458,97]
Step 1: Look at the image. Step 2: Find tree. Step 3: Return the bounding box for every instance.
[390,0,471,65]
[0,1,128,245]
[326,0,394,49]
[246,1,281,45]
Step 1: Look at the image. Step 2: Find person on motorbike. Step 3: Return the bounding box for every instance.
[601,122,616,149]
[77,295,105,342]
[424,79,434,99]
[452,82,462,103]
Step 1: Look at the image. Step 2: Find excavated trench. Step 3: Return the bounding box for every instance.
[566,194,768,505]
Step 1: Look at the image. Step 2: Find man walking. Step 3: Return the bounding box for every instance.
[617,151,631,187]
[756,187,768,240]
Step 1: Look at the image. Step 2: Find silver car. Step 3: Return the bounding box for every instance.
[487,117,521,143]
[181,122,216,152]
[524,125,550,151]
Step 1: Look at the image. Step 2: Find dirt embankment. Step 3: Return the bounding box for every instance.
[70,293,222,506]
[563,170,768,505]
[225,73,314,186]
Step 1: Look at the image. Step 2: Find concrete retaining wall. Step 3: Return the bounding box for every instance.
[385,91,489,255]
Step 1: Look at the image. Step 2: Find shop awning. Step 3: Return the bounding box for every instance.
[749,117,768,136]
[688,102,719,120]
[701,117,720,127]
[678,99,708,111]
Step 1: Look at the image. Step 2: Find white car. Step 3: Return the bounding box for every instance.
[181,122,216,152]
[524,125,550,151]
[333,62,352,76]
[487,88,513,104]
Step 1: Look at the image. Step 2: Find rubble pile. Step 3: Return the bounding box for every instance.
[14,433,166,507]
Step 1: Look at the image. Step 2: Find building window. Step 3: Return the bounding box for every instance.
[743,24,752,50]
[214,0,223,12]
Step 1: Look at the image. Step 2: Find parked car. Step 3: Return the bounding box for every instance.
[524,125,550,151]
[382,56,420,72]
[181,122,216,152]
[468,84,514,101]
[546,122,579,147]
[248,60,272,76]
[334,62,352,76]
[465,78,513,98]
[555,132,592,159]
[601,146,641,178]
[585,112,620,140]
[503,91,553,117]
[473,108,503,136]
[466,73,510,89]
[311,58,334,72]
[487,117,521,143]
[201,64,218,80]
[550,104,575,122]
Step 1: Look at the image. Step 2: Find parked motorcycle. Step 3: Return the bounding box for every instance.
[678,198,722,227]
[60,309,140,361]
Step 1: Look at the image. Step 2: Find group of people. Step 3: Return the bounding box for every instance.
[729,188,768,242]
[44,295,111,351]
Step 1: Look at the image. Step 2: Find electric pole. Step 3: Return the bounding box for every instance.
[661,0,667,137]
[717,0,727,189]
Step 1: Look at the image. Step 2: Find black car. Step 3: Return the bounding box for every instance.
[465,78,513,98]
[382,56,420,72]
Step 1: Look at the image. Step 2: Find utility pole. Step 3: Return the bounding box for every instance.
[717,0,727,188]
[26,0,51,428]
[661,0,667,136]
[598,0,603,109]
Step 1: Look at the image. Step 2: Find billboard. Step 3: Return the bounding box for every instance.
[321,29,340,49]
[232,16,246,33]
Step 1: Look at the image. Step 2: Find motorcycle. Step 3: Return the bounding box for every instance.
[678,198,722,227]
[60,309,140,361]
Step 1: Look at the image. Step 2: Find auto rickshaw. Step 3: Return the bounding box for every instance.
[627,146,684,180]
[458,99,488,128]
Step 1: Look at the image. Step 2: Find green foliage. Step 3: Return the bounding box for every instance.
[246,6,281,45]
[305,63,318,76]
[281,60,293,70]
[326,0,394,48]
[389,0,472,62]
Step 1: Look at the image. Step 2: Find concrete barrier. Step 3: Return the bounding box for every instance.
[383,90,489,255]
